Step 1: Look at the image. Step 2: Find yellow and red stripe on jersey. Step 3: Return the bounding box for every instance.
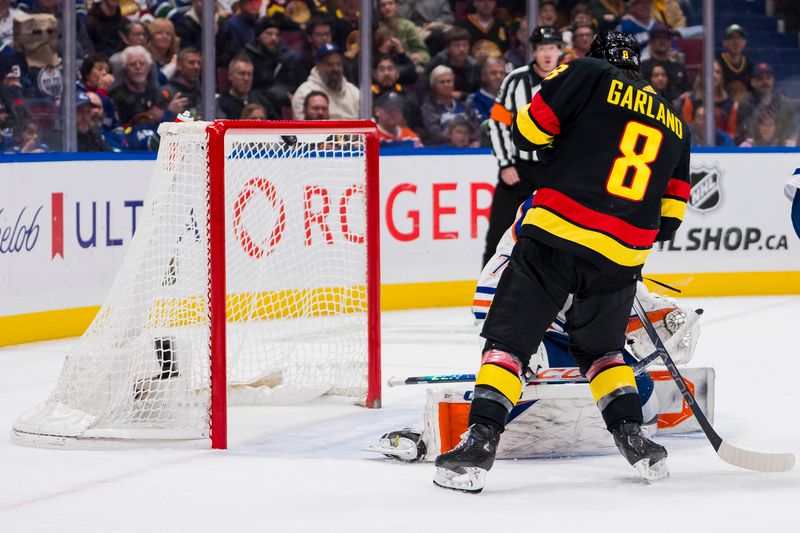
[661,177,690,221]
[522,188,659,267]
[515,92,561,147]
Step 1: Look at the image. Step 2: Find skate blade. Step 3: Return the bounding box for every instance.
[433,467,486,493]
[634,457,669,483]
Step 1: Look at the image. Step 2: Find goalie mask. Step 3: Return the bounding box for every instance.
[13,13,61,69]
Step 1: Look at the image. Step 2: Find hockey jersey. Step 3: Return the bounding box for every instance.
[513,57,691,275]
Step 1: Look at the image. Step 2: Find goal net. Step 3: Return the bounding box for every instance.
[13,120,381,449]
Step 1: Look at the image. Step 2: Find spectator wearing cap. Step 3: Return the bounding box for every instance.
[303,90,330,120]
[216,0,261,67]
[737,63,797,146]
[458,0,511,57]
[420,27,481,99]
[109,45,182,126]
[291,43,359,120]
[87,90,123,150]
[466,57,505,121]
[86,0,126,55]
[163,47,203,117]
[561,21,595,62]
[616,0,656,51]
[245,17,303,112]
[377,0,430,68]
[374,93,423,148]
[718,24,753,102]
[640,23,691,102]
[420,64,482,146]
[371,54,421,129]
[76,91,110,152]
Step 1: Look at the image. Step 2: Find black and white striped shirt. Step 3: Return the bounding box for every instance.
[488,65,546,168]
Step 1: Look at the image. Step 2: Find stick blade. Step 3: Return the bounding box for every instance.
[717,441,795,473]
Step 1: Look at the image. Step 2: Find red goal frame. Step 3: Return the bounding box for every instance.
[206,120,382,449]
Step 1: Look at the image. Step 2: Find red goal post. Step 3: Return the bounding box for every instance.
[206,120,382,449]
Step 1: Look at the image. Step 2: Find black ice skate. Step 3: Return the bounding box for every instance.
[612,422,669,482]
[433,423,500,493]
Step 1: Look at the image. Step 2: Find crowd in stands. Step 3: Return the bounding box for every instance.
[0,0,798,152]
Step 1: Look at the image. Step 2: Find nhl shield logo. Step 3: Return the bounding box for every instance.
[688,165,722,213]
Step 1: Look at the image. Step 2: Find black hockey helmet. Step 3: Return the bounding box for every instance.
[588,31,641,71]
[529,26,562,47]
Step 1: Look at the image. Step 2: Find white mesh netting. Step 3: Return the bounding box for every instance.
[13,122,374,444]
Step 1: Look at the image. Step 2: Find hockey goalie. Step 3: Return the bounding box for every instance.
[369,198,711,465]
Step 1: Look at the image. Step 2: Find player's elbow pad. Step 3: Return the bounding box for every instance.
[512,120,545,152]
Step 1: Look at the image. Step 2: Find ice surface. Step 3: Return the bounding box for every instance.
[1,296,799,532]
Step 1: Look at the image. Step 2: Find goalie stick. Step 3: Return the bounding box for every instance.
[387,347,665,387]
[631,295,795,473]
[388,306,704,387]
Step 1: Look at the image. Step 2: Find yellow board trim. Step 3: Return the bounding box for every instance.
[476,363,522,403]
[2,273,800,346]
[516,104,554,146]
[0,306,101,346]
[590,365,637,403]
[524,208,651,266]
[661,198,687,220]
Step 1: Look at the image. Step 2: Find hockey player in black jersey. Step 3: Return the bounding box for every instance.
[434,31,692,493]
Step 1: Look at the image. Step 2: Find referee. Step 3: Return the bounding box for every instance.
[482,26,563,266]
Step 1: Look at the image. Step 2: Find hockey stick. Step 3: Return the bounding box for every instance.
[389,304,703,388]
[632,295,795,473]
[387,347,664,388]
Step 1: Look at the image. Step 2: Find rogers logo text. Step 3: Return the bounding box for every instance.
[0,206,42,254]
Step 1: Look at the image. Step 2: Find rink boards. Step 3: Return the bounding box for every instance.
[1,148,799,345]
